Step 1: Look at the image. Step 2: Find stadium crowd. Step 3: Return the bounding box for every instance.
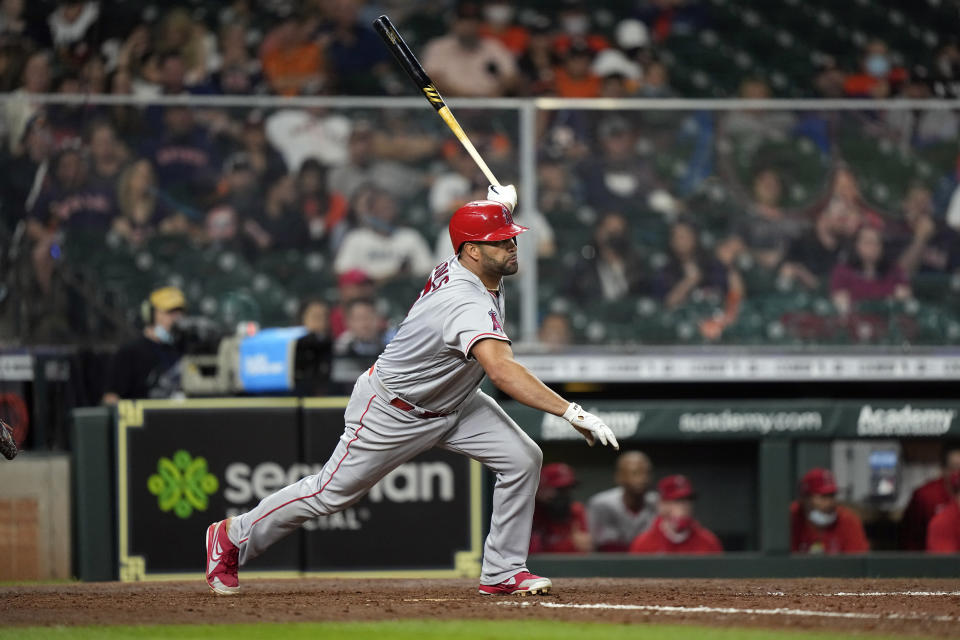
[1,0,959,350]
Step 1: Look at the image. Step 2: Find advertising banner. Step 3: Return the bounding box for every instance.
[116,398,482,581]
[502,400,960,442]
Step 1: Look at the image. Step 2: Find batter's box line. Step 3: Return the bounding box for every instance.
[494,601,957,623]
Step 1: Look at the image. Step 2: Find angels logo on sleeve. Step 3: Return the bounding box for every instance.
[489,309,504,333]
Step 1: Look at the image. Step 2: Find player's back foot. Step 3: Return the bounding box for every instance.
[205,519,239,595]
[478,571,551,596]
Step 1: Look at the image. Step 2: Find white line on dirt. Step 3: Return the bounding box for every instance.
[496,601,956,623]
[766,591,960,597]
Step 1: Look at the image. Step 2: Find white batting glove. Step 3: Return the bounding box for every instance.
[562,403,619,450]
[487,184,517,213]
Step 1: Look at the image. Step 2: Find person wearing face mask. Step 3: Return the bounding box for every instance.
[333,184,433,283]
[790,468,869,554]
[478,2,529,56]
[529,462,592,553]
[843,39,908,98]
[629,475,722,554]
[552,4,609,59]
[421,2,518,97]
[102,286,186,404]
[564,212,649,302]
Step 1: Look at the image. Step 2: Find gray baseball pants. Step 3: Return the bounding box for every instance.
[227,370,543,585]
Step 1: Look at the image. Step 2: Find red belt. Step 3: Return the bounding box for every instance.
[389,397,444,419]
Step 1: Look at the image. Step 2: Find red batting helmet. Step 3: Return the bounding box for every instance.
[449,200,528,253]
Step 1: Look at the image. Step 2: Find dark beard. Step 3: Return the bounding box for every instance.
[482,251,518,278]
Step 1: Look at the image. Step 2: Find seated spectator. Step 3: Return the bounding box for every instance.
[552,4,609,56]
[333,298,389,367]
[47,0,102,70]
[155,7,211,87]
[629,475,722,554]
[636,60,673,98]
[537,312,573,350]
[564,212,648,302]
[843,39,908,99]
[234,111,286,187]
[294,297,333,396]
[28,143,117,234]
[86,120,127,191]
[654,219,731,310]
[141,106,218,209]
[330,269,376,338]
[578,116,658,215]
[210,22,264,95]
[321,0,391,95]
[3,50,52,152]
[721,78,797,151]
[790,468,869,554]
[260,11,324,95]
[894,184,960,278]
[334,185,433,282]
[203,203,242,253]
[552,39,601,98]
[900,446,960,550]
[102,286,187,403]
[830,224,911,316]
[926,470,960,553]
[112,159,186,247]
[0,113,53,231]
[779,198,854,291]
[243,175,309,252]
[217,152,264,222]
[735,168,806,270]
[478,2,529,56]
[530,462,591,553]
[421,2,518,97]
[517,21,558,97]
[588,451,658,551]
[326,120,425,201]
[296,158,349,248]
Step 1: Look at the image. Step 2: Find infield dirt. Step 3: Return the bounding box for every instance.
[2,578,959,638]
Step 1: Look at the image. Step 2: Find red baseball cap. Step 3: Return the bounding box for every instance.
[338,269,371,287]
[540,462,577,489]
[800,468,838,496]
[658,474,695,501]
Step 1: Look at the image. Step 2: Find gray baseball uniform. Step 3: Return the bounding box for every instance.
[586,487,658,550]
[228,255,542,585]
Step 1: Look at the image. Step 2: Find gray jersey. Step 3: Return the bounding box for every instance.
[586,487,658,550]
[375,255,509,414]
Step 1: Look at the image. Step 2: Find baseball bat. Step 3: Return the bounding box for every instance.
[373,15,501,187]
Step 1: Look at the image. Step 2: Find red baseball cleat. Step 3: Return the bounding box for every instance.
[478,571,552,596]
[205,519,239,595]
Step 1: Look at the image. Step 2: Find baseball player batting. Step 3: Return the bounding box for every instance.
[205,185,619,596]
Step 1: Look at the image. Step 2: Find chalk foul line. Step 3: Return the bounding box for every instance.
[765,591,960,597]
[495,601,956,623]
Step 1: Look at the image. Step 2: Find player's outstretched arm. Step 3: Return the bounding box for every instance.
[471,338,619,449]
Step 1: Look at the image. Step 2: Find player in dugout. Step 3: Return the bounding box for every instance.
[205,184,620,597]
[529,462,592,553]
[790,468,869,554]
[587,450,658,551]
[899,445,960,550]
[629,474,723,554]
[926,469,960,553]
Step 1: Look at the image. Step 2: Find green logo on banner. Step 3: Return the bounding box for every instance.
[147,450,219,519]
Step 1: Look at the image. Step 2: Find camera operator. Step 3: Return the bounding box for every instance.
[102,286,186,403]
